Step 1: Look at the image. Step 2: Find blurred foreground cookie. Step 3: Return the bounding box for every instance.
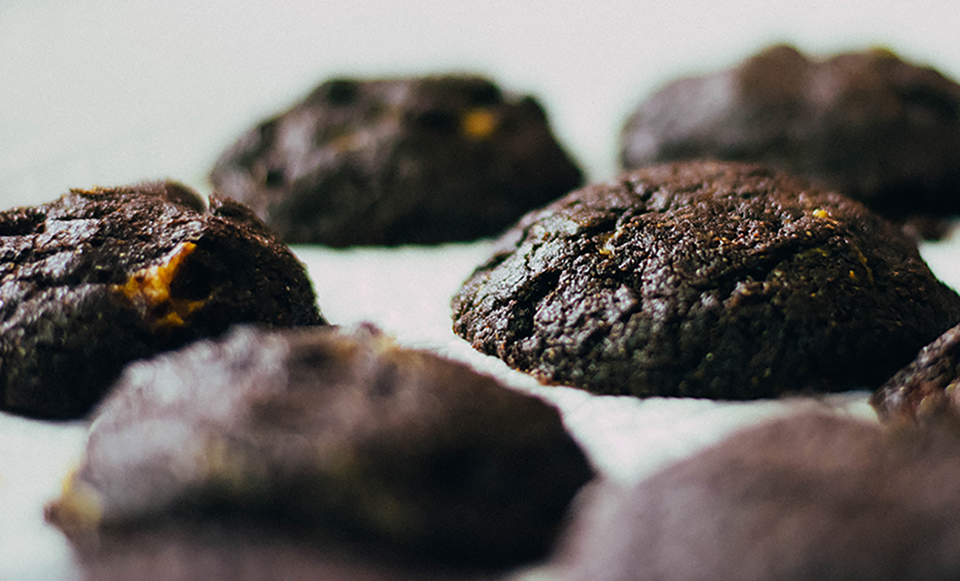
[0,182,323,419]
[46,324,592,569]
[872,323,960,425]
[620,45,960,226]
[452,161,960,399]
[53,519,496,581]
[209,74,584,246]
[555,411,960,581]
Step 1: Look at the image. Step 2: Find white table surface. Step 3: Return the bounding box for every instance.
[3,1,960,579]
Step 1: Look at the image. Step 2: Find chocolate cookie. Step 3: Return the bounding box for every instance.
[554,411,960,581]
[451,161,960,399]
[0,182,324,419]
[59,518,492,581]
[209,74,584,246]
[871,323,960,425]
[45,324,592,568]
[620,45,960,224]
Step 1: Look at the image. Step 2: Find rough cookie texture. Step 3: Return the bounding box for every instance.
[209,74,584,246]
[45,324,592,568]
[452,161,960,399]
[554,411,960,581]
[620,45,960,223]
[0,182,324,419]
[871,323,960,424]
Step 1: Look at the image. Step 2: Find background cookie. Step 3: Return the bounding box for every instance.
[0,182,324,419]
[209,74,584,246]
[46,324,593,568]
[619,45,960,227]
[452,161,960,399]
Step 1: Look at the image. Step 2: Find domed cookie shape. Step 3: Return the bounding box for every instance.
[46,324,593,568]
[0,182,324,419]
[210,74,584,246]
[452,161,960,399]
[620,45,960,223]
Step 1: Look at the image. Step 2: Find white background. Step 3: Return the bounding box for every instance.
[3,1,960,579]
[4,0,960,207]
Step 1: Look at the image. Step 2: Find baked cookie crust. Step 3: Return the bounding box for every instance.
[452,161,960,399]
[210,75,584,246]
[0,182,324,419]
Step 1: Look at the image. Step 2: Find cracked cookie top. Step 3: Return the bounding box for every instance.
[0,182,324,418]
[452,161,960,399]
[209,74,584,246]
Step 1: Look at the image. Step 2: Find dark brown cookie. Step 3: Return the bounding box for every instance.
[871,323,960,425]
[554,411,960,581]
[451,161,960,399]
[45,324,592,569]
[620,45,960,226]
[209,74,584,246]
[57,518,493,581]
[0,182,324,419]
